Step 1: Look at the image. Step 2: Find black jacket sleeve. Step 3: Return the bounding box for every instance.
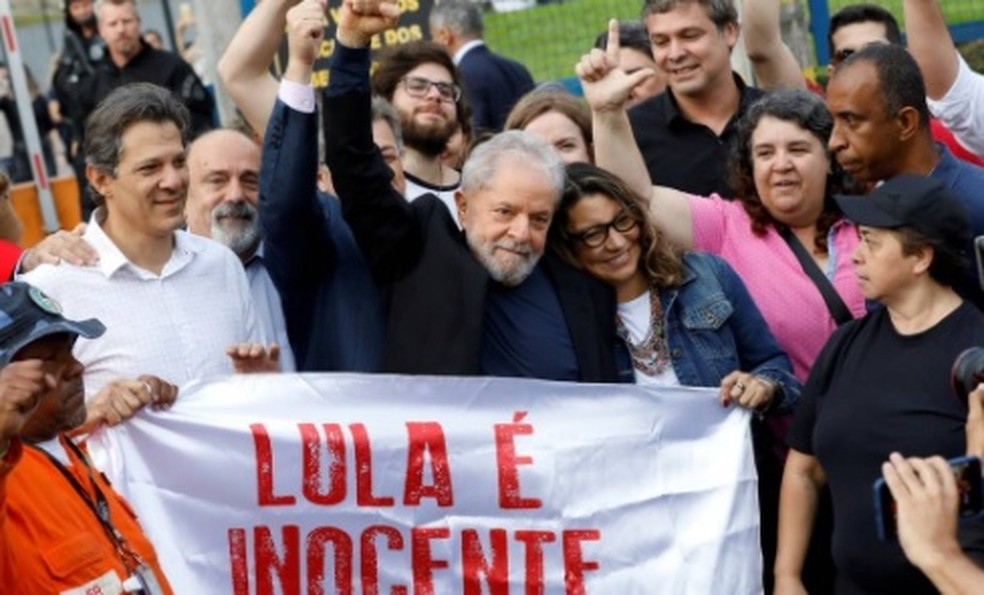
[322,43,422,282]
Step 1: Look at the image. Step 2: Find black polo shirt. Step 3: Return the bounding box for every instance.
[628,74,765,197]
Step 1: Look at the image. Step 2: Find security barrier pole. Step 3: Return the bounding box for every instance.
[0,0,61,233]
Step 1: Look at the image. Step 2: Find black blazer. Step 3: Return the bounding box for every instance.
[458,44,535,132]
[323,52,618,381]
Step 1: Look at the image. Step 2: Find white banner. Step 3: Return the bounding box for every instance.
[112,374,762,594]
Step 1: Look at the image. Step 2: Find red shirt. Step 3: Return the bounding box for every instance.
[0,240,21,281]
[931,119,984,166]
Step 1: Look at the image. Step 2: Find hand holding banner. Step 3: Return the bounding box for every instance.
[113,374,762,594]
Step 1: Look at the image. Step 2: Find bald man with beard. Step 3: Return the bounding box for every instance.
[184,129,297,372]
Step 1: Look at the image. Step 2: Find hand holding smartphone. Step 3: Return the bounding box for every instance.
[875,455,983,541]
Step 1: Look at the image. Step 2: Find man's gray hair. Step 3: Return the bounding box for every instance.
[371,95,404,154]
[429,0,484,38]
[461,130,565,198]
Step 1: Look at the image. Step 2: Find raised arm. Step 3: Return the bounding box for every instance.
[0,360,49,457]
[0,359,51,586]
[259,0,333,287]
[740,0,807,91]
[907,0,984,156]
[217,0,300,136]
[324,0,425,280]
[576,20,696,249]
[902,0,959,101]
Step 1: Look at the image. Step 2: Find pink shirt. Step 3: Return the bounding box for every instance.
[690,194,866,381]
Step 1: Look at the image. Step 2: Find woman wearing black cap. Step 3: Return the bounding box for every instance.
[775,174,984,594]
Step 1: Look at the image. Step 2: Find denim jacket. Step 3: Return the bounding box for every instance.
[617,252,801,412]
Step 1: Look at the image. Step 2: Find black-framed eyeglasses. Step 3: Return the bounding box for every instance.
[569,210,639,248]
[400,76,461,102]
[831,48,855,66]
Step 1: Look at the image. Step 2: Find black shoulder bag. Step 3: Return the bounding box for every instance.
[779,226,854,326]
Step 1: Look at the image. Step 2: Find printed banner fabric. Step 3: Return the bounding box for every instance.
[112,374,762,594]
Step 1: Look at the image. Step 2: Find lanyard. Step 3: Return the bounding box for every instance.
[28,438,145,574]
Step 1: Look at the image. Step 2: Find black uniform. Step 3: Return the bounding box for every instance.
[79,40,214,137]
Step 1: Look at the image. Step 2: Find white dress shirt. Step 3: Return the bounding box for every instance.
[245,244,295,371]
[452,39,484,66]
[22,215,264,394]
[20,215,264,487]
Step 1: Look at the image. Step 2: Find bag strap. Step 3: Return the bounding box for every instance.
[779,226,854,326]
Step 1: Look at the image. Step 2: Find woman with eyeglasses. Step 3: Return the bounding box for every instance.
[552,166,800,585]
[578,38,875,590]
[552,163,800,406]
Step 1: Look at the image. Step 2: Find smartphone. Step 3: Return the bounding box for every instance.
[874,455,983,541]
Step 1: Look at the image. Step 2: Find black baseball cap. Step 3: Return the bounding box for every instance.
[0,282,104,366]
[835,174,970,252]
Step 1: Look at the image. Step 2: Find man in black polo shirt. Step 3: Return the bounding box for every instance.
[630,0,764,196]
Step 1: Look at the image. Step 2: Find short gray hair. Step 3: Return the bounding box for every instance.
[429,0,484,38]
[371,96,404,154]
[461,130,565,198]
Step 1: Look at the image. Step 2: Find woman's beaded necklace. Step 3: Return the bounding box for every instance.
[615,288,671,376]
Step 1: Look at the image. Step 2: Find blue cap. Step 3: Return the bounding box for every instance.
[0,282,105,366]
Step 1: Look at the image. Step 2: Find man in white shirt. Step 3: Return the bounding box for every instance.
[21,82,276,481]
[903,0,984,159]
[183,128,297,371]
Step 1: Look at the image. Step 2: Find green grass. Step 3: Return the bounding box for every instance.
[828,0,984,26]
[486,0,984,83]
[961,40,984,72]
[485,0,640,82]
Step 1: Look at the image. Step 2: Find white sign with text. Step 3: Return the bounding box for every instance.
[113,374,762,594]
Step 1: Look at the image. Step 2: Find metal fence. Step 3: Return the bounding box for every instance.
[813,0,984,64]
[485,0,637,82]
[484,0,984,84]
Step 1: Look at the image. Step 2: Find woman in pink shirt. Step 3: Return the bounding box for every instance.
[586,84,866,382]
[683,91,867,381]
[581,50,865,592]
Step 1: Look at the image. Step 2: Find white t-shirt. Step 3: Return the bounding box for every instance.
[927,55,984,158]
[617,291,680,388]
[405,172,461,228]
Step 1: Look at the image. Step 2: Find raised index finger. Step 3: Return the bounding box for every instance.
[606,19,621,63]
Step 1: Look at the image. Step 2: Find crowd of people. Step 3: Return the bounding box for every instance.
[1,0,984,592]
